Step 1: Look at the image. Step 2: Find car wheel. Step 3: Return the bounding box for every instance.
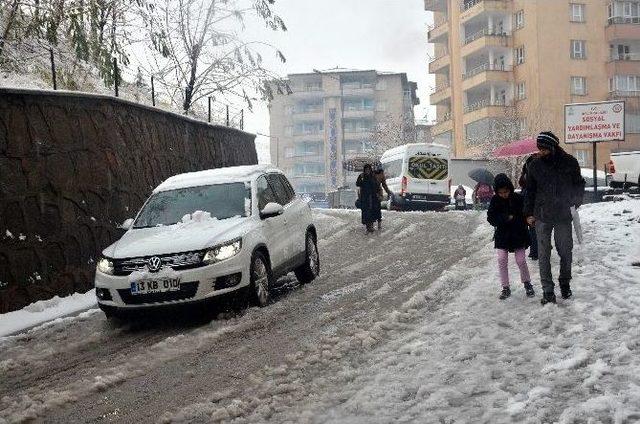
[294,232,320,284]
[249,251,271,307]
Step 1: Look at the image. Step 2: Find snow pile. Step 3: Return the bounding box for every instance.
[0,291,97,338]
[181,210,215,224]
[128,265,180,284]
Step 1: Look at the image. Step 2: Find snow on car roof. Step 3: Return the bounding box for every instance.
[153,165,281,193]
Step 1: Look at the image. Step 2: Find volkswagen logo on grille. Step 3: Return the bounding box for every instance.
[147,256,162,273]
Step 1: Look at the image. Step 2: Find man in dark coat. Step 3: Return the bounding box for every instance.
[524,131,585,305]
[519,154,539,260]
[356,164,379,233]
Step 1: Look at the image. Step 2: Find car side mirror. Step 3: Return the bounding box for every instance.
[260,202,284,219]
[120,218,135,230]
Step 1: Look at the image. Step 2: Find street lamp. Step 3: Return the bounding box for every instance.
[313,68,347,188]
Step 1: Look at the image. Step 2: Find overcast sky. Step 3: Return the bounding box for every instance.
[243,0,435,161]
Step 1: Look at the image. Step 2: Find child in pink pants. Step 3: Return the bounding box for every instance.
[487,174,534,300]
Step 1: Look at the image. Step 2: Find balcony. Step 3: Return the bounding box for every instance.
[463,100,513,125]
[424,0,447,12]
[343,108,375,119]
[341,85,375,97]
[290,88,323,99]
[429,50,450,73]
[463,99,511,114]
[293,131,324,142]
[462,63,513,90]
[428,18,449,43]
[462,30,512,56]
[608,90,640,99]
[606,17,640,41]
[607,54,640,75]
[292,108,323,121]
[460,0,511,22]
[431,112,453,135]
[430,82,452,105]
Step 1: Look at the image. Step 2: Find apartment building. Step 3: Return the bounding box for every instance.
[426,0,640,167]
[268,70,419,194]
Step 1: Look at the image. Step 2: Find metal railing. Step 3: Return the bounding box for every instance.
[427,17,449,37]
[463,27,510,45]
[460,0,507,11]
[431,81,451,94]
[463,99,511,113]
[608,16,640,25]
[610,53,640,61]
[429,48,450,64]
[436,111,452,124]
[463,62,512,79]
[609,90,640,98]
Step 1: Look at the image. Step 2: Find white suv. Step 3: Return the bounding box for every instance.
[95,165,319,317]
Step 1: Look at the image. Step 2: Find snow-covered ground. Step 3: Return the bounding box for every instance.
[1,199,638,423]
[0,291,96,338]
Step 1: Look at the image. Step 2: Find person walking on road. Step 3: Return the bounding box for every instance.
[519,154,539,260]
[487,174,534,300]
[374,168,393,230]
[524,131,586,305]
[356,164,379,233]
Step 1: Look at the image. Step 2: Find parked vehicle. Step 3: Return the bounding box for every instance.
[381,143,451,211]
[609,151,640,188]
[95,165,319,318]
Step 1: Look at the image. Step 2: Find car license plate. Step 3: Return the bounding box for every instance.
[130,279,181,295]
[413,195,427,200]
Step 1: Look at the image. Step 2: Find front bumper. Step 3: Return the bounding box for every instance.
[392,193,450,210]
[95,252,249,309]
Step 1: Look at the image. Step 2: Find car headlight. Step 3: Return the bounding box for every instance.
[97,257,114,275]
[203,238,242,264]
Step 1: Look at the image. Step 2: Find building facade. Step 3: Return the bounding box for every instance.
[268,70,419,194]
[426,0,640,167]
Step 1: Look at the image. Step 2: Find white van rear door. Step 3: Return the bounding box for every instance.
[406,155,449,196]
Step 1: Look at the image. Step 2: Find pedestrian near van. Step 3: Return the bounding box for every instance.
[374,168,393,230]
[473,181,493,209]
[454,185,467,210]
[519,154,539,261]
[487,173,534,300]
[356,164,379,233]
[524,131,586,305]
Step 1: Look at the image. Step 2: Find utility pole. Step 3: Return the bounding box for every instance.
[113,58,119,97]
[208,97,212,123]
[226,105,230,126]
[240,109,244,130]
[151,76,156,106]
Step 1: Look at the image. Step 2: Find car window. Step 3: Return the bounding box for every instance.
[383,159,403,179]
[267,174,293,205]
[280,175,296,202]
[256,176,277,210]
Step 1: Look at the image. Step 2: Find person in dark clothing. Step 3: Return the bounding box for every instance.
[519,154,539,260]
[374,169,393,230]
[487,174,534,300]
[524,131,586,305]
[356,164,379,233]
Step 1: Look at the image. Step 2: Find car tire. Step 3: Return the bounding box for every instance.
[249,251,272,307]
[294,232,320,284]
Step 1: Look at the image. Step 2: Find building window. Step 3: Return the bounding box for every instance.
[284,147,294,158]
[515,46,525,65]
[571,40,586,59]
[344,98,375,111]
[610,75,640,93]
[515,10,525,29]
[571,77,587,95]
[609,1,640,23]
[293,163,325,177]
[570,4,585,22]
[518,118,528,135]
[611,44,632,60]
[575,150,588,166]
[304,81,322,92]
[516,82,526,100]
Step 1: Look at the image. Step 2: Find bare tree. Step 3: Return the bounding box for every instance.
[367,113,417,159]
[464,105,554,181]
[142,0,287,114]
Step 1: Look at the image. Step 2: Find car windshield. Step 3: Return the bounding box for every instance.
[133,183,251,228]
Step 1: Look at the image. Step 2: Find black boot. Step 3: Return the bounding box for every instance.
[499,286,511,300]
[524,282,535,298]
[560,285,572,299]
[540,292,557,305]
